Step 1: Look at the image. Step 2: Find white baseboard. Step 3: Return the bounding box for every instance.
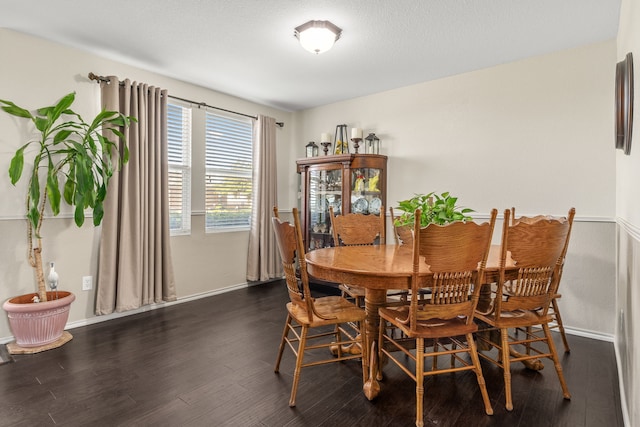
[562,325,614,342]
[614,339,632,427]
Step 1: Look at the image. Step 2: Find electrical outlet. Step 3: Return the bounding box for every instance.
[82,276,93,291]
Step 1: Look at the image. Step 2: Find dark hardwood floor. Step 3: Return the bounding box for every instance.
[0,280,623,426]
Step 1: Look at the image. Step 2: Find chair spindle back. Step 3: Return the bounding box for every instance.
[272,207,314,322]
[408,208,497,329]
[496,208,573,315]
[329,206,385,246]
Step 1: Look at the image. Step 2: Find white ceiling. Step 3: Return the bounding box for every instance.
[0,0,621,112]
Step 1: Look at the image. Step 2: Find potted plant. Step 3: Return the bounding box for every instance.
[394,191,475,227]
[392,192,475,245]
[0,92,132,350]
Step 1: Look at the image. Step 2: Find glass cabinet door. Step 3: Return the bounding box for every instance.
[350,167,383,215]
[308,168,342,250]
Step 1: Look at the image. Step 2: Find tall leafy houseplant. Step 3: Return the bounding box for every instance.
[394,191,474,227]
[1,92,133,302]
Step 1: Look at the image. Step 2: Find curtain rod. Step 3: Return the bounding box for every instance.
[88,72,284,128]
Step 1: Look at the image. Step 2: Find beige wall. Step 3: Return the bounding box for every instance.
[292,40,617,339]
[616,0,639,425]
[0,29,293,339]
[292,42,616,217]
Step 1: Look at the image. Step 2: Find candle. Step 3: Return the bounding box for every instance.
[321,132,331,143]
[351,128,362,139]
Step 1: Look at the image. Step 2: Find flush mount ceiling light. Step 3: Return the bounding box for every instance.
[294,20,342,54]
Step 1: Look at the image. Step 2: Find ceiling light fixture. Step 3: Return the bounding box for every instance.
[294,20,342,54]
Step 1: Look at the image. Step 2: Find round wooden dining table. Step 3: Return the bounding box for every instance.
[305,244,506,399]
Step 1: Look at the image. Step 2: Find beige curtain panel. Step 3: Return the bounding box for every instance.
[96,76,177,315]
[247,114,282,281]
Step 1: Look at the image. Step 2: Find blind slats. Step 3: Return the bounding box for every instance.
[205,113,253,230]
[167,104,192,234]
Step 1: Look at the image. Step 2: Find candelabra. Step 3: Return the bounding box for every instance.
[321,141,332,155]
[351,138,362,154]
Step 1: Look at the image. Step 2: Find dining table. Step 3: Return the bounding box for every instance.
[304,243,541,400]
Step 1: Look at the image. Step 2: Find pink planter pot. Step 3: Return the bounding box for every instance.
[3,291,75,348]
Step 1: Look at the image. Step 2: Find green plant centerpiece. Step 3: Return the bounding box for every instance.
[1,92,133,303]
[394,191,474,227]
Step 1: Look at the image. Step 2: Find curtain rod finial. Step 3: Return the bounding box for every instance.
[88,72,110,84]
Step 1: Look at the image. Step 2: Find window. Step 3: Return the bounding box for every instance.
[205,113,253,231]
[167,103,192,235]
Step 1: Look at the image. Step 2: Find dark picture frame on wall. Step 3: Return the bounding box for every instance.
[615,52,634,155]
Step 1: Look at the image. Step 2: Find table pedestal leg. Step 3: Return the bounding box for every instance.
[362,289,386,400]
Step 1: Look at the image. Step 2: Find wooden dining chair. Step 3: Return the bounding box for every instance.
[510,207,576,353]
[329,206,386,307]
[378,208,497,427]
[474,208,573,411]
[272,207,368,407]
[389,206,413,246]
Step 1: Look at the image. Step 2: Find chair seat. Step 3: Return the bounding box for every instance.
[339,283,365,297]
[379,306,478,339]
[287,296,365,327]
[475,309,552,329]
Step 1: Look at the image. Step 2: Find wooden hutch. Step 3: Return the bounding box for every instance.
[296,154,387,252]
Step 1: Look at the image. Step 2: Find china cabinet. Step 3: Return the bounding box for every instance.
[296,154,387,252]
